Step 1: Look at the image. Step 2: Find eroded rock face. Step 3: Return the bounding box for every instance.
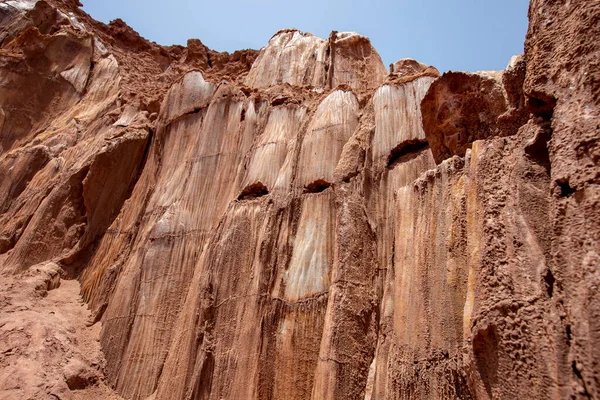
[390,58,435,77]
[523,1,600,398]
[421,71,504,163]
[1,1,599,399]
[245,29,328,89]
[245,29,387,91]
[421,56,529,164]
[0,27,92,153]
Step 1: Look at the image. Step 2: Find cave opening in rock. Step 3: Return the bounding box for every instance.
[387,139,429,168]
[237,182,269,200]
[303,179,332,193]
[527,93,556,120]
[557,179,576,198]
[544,268,555,298]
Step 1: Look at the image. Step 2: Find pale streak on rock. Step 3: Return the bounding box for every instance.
[159,70,216,124]
[278,192,333,302]
[75,55,121,119]
[370,77,437,323]
[372,77,435,163]
[91,80,253,398]
[244,106,307,192]
[296,89,359,189]
[245,30,328,89]
[0,27,92,154]
[245,30,387,91]
[56,34,93,93]
[330,31,387,91]
[373,157,470,397]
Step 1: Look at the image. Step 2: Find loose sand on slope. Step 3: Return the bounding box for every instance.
[0,263,121,400]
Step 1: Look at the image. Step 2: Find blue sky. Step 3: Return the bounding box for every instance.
[80,0,529,73]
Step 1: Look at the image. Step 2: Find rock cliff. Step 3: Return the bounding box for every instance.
[0,0,599,399]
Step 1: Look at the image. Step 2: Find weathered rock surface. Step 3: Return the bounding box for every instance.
[421,64,527,163]
[390,58,437,78]
[245,29,387,91]
[0,0,598,399]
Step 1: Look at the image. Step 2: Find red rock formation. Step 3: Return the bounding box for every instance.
[0,0,598,399]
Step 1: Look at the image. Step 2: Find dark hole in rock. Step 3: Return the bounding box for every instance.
[571,360,591,398]
[238,182,269,200]
[240,108,246,121]
[527,93,556,120]
[341,170,359,184]
[387,139,429,168]
[187,107,202,116]
[65,369,98,390]
[473,324,499,398]
[544,268,555,298]
[557,179,576,198]
[191,351,215,399]
[525,127,552,173]
[271,95,287,106]
[304,179,331,193]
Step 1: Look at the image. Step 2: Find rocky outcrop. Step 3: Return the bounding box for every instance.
[0,1,598,399]
[421,59,528,163]
[390,58,438,78]
[523,1,600,398]
[245,29,387,91]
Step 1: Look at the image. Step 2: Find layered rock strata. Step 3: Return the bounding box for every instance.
[0,1,598,399]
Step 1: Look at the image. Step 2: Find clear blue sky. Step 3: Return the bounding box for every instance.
[80,0,529,73]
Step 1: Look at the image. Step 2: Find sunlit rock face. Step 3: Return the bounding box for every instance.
[245,29,387,91]
[296,89,359,189]
[1,1,599,399]
[372,78,435,163]
[329,31,388,90]
[245,30,328,89]
[390,58,431,77]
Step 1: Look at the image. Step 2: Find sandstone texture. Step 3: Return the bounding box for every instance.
[0,0,599,399]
